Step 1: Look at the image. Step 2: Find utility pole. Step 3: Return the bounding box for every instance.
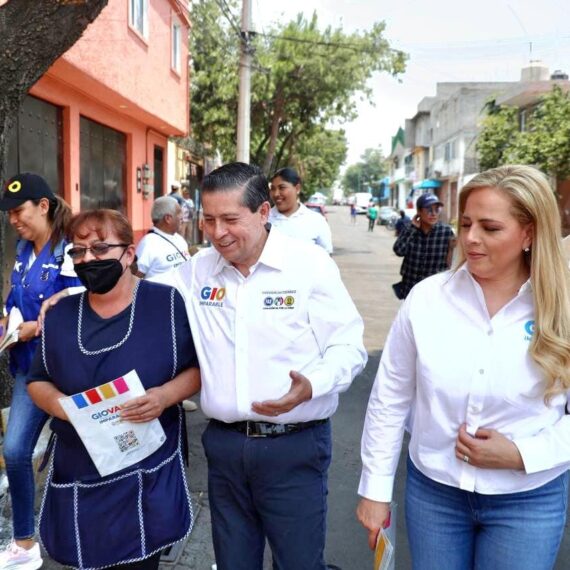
[236,0,252,163]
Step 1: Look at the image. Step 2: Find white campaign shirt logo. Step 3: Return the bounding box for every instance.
[262,290,296,310]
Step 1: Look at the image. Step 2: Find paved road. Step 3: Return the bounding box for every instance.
[21,206,570,568]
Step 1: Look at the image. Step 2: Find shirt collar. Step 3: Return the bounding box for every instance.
[270,203,304,219]
[449,262,533,295]
[211,224,284,276]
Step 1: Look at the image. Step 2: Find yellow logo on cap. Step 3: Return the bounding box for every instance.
[7,181,21,193]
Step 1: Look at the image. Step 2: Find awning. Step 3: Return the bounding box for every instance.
[414,179,442,190]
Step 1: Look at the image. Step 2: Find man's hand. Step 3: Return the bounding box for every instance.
[356,498,391,550]
[251,370,313,417]
[36,289,70,335]
[411,213,421,228]
[455,423,524,470]
[120,387,167,423]
[18,321,38,343]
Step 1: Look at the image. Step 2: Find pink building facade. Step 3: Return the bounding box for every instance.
[7,0,190,241]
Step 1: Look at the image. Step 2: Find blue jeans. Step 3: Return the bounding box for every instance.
[3,371,48,539]
[202,420,332,570]
[405,455,569,570]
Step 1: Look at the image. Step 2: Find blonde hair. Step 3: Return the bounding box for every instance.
[457,165,570,402]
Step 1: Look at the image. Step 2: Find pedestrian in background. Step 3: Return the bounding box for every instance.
[392,193,455,299]
[367,202,378,232]
[135,196,190,279]
[350,202,357,224]
[0,173,82,570]
[357,165,570,570]
[394,209,411,236]
[269,167,333,253]
[167,162,366,570]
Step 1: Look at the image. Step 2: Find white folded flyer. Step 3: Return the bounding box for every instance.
[59,370,166,477]
[0,307,23,355]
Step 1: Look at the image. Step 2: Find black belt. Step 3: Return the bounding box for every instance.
[210,418,328,438]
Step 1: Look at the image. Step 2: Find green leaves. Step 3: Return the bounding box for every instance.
[189,1,406,188]
[477,87,570,178]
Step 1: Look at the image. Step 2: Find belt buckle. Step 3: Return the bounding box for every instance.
[246,421,267,438]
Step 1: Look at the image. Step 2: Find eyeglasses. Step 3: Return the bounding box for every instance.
[68,243,129,260]
[421,205,442,214]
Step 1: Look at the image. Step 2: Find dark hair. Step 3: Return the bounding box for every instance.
[270,167,302,187]
[399,210,406,217]
[33,196,72,251]
[201,162,269,213]
[67,209,133,245]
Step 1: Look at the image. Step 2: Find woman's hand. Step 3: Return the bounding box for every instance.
[18,321,39,342]
[455,423,524,470]
[120,387,167,423]
[36,289,70,335]
[356,498,391,550]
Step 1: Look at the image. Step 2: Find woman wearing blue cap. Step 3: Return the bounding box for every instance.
[0,173,82,570]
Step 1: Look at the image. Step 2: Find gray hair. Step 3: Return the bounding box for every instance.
[151,196,179,223]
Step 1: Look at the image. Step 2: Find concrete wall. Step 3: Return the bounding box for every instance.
[57,0,189,134]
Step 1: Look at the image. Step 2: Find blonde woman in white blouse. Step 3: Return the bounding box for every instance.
[357,165,570,570]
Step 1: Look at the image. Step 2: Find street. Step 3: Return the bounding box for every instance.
[29,206,570,569]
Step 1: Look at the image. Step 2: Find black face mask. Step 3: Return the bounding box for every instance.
[75,255,127,295]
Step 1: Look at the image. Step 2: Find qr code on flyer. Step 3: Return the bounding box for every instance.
[114,430,140,453]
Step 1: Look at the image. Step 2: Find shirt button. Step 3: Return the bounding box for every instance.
[479,369,484,375]
[487,330,493,336]
[470,404,480,413]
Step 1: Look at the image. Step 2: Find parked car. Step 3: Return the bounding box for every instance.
[307,194,327,206]
[353,192,373,214]
[377,206,399,225]
[305,202,328,219]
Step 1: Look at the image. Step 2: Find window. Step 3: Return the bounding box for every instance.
[129,0,148,38]
[171,20,181,73]
[80,117,126,212]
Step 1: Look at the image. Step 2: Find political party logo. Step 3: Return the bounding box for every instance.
[200,286,226,307]
[261,290,296,310]
[524,320,535,341]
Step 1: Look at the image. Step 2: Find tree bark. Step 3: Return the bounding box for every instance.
[262,87,285,175]
[0,0,109,408]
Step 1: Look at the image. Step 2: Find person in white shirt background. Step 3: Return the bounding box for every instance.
[167,162,366,570]
[135,196,190,279]
[357,165,570,570]
[135,196,197,412]
[269,167,333,254]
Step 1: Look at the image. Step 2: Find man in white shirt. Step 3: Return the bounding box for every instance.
[135,196,190,279]
[168,162,367,570]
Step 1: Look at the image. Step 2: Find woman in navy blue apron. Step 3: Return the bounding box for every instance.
[0,173,81,570]
[26,209,200,570]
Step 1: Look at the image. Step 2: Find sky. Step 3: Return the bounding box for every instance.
[253,0,570,168]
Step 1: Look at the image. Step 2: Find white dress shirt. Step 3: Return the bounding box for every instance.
[135,227,190,278]
[269,204,333,253]
[168,227,366,423]
[359,264,570,502]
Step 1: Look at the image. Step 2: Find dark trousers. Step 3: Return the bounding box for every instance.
[202,420,332,570]
[368,218,375,231]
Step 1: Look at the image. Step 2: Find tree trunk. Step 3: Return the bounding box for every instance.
[0,0,109,407]
[262,87,285,175]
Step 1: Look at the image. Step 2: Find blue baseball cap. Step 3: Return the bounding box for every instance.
[416,193,443,210]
